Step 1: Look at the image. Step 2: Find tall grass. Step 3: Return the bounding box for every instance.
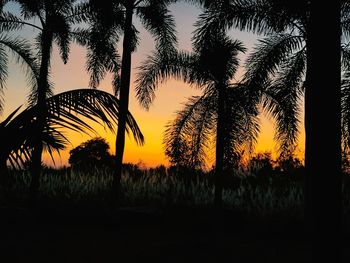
[2,164,350,218]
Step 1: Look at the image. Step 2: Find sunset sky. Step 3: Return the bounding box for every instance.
[2,2,305,168]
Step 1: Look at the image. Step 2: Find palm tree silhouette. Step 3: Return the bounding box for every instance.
[0,89,144,186]
[193,0,342,260]
[136,34,299,206]
[0,34,38,185]
[0,0,90,198]
[84,0,177,204]
[0,34,38,123]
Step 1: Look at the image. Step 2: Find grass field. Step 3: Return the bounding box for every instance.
[2,163,350,219]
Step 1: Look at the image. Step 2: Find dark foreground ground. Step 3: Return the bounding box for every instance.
[1,206,349,263]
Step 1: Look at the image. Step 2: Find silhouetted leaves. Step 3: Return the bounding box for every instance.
[0,89,144,169]
[69,137,114,172]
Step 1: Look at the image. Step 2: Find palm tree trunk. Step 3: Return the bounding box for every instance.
[305,1,342,261]
[29,29,53,201]
[214,84,226,207]
[112,4,133,206]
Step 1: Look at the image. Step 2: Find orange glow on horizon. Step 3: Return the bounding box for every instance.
[42,90,306,169]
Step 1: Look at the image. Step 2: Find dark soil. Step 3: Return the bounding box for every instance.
[0,205,349,262]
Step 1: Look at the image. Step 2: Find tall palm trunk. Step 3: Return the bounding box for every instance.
[112,4,133,205]
[214,84,226,207]
[304,1,342,261]
[29,29,53,200]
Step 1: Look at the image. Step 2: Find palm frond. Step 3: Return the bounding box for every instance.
[135,50,195,109]
[193,0,306,48]
[164,93,216,169]
[0,105,61,168]
[81,1,124,88]
[1,88,144,168]
[136,0,177,54]
[112,71,121,97]
[86,25,120,88]
[0,11,30,31]
[41,127,68,165]
[88,0,124,30]
[226,84,260,157]
[244,33,304,88]
[69,27,90,46]
[64,1,91,24]
[0,35,39,113]
[130,24,140,52]
[257,47,305,155]
[0,105,21,128]
[52,13,72,64]
[181,0,215,8]
[45,89,144,145]
[262,83,301,155]
[193,0,277,47]
[17,0,44,20]
[275,47,306,93]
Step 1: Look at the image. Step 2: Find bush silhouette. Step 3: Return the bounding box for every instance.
[69,137,114,172]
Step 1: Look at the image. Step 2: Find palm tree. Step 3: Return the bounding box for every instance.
[83,0,178,203]
[0,33,39,185]
[0,89,144,185]
[163,84,259,173]
[0,0,91,197]
[0,34,39,121]
[135,34,298,206]
[192,0,342,260]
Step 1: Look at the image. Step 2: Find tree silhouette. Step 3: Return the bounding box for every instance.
[69,137,114,172]
[0,35,39,114]
[83,0,177,204]
[0,89,144,185]
[136,33,299,206]
[0,0,93,198]
[0,31,40,185]
[192,0,342,260]
[137,35,246,206]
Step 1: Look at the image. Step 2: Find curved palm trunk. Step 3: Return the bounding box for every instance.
[29,29,53,201]
[305,1,342,261]
[214,84,226,207]
[112,4,133,205]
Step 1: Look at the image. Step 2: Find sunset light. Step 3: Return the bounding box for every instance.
[2,2,305,168]
[0,1,344,262]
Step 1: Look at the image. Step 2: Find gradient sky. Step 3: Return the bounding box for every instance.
[2,2,305,168]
